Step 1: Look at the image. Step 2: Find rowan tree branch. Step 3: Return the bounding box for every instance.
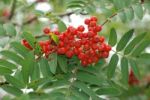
[8,0,17,20]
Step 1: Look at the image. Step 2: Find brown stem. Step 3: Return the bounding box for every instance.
[8,0,17,20]
[23,16,38,25]
[0,81,9,86]
[101,13,117,26]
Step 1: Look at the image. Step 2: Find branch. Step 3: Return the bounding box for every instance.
[0,81,9,86]
[35,34,48,38]
[23,16,38,25]
[101,13,117,26]
[101,2,145,26]
[22,11,87,26]
[8,0,17,20]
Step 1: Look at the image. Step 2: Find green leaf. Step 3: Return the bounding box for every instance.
[2,85,23,96]
[72,88,89,100]
[34,43,42,55]
[2,0,11,4]
[48,53,58,74]
[129,60,140,79]
[67,4,83,9]
[21,52,35,84]
[67,0,86,5]
[85,5,96,14]
[139,53,150,59]
[125,7,134,21]
[58,55,67,73]
[76,72,104,86]
[119,12,127,23]
[10,42,29,57]
[28,77,52,89]
[16,94,30,100]
[31,63,40,81]
[0,24,6,36]
[0,65,12,75]
[133,4,144,19]
[73,81,99,100]
[96,87,120,96]
[116,29,134,51]
[124,32,146,55]
[79,66,99,75]
[113,0,125,10]
[22,31,36,47]
[51,33,59,44]
[58,20,67,32]
[0,50,24,66]
[0,59,16,69]
[14,70,24,84]
[108,28,117,46]
[4,23,16,36]
[132,40,150,56]
[39,58,52,77]
[33,10,44,16]
[121,57,129,84]
[5,75,25,89]
[29,92,49,99]
[107,54,119,79]
[144,2,150,11]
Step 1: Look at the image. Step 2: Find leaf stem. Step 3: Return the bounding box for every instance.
[8,0,17,20]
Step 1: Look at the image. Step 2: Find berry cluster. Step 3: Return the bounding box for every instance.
[22,16,111,66]
[56,16,111,66]
[128,70,139,86]
[38,40,56,57]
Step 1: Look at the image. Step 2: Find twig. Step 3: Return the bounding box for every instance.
[0,81,9,86]
[35,34,48,38]
[8,0,17,20]
[23,16,38,25]
[22,11,87,26]
[101,13,117,26]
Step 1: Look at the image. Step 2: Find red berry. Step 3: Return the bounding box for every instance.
[105,45,112,51]
[84,19,90,25]
[57,47,66,54]
[43,27,50,34]
[77,25,85,32]
[66,51,74,58]
[81,61,88,66]
[90,21,96,27]
[90,16,97,22]
[96,25,102,32]
[21,39,33,50]
[102,52,109,58]
[99,36,105,43]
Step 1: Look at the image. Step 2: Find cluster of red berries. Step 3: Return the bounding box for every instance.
[22,16,111,66]
[128,70,140,86]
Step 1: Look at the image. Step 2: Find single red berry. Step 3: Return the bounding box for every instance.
[90,21,96,27]
[90,16,97,22]
[102,51,109,58]
[78,53,85,60]
[77,25,85,32]
[43,27,50,34]
[57,47,66,54]
[99,36,105,43]
[84,19,90,25]
[21,39,33,50]
[105,45,112,52]
[53,30,60,35]
[95,25,102,32]
[66,51,74,58]
[81,60,88,66]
